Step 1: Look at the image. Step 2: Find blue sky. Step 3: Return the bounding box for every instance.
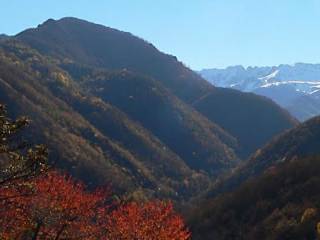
[1,0,320,70]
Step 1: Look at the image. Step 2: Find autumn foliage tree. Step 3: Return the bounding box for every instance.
[106,200,191,240]
[0,171,109,239]
[0,172,190,240]
[0,104,190,239]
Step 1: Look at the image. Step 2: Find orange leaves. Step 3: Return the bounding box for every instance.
[106,200,191,240]
[0,171,108,239]
[27,172,106,239]
[0,171,190,240]
[0,182,33,239]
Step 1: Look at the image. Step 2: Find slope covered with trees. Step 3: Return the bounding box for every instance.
[189,117,320,239]
[78,68,238,173]
[189,155,320,240]
[0,107,190,239]
[206,116,320,199]
[0,41,214,199]
[16,17,298,157]
[192,88,297,157]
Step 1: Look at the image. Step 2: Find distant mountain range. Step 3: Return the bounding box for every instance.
[200,64,320,121]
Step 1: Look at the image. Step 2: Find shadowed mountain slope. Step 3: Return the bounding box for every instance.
[190,155,320,240]
[189,117,320,239]
[16,17,298,157]
[0,40,216,199]
[75,68,238,173]
[192,87,298,157]
[206,116,320,199]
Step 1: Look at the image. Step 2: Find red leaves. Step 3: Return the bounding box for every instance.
[0,171,109,239]
[0,184,31,239]
[26,172,109,239]
[0,172,190,240]
[106,200,191,240]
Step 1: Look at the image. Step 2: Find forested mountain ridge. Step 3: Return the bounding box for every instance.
[205,115,320,199]
[0,40,213,199]
[189,116,320,239]
[17,17,210,103]
[0,17,298,201]
[190,155,320,240]
[16,17,298,158]
[192,87,298,157]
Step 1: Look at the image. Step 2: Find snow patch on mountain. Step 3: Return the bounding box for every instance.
[261,81,320,95]
[199,63,320,121]
[259,70,279,83]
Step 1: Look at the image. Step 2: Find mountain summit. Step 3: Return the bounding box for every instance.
[16,17,298,158]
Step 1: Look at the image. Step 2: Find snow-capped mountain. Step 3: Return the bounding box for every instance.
[199,63,320,121]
